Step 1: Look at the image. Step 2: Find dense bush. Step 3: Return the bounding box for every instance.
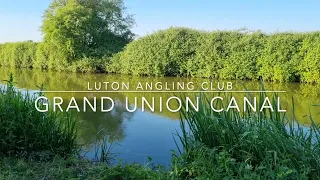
[0,42,38,68]
[0,42,109,72]
[257,33,304,82]
[109,27,320,83]
[108,27,202,76]
[34,42,49,69]
[224,31,266,80]
[183,31,235,78]
[299,33,320,83]
[69,57,108,73]
[189,30,266,79]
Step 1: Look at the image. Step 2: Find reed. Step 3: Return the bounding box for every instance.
[0,74,78,158]
[93,130,116,163]
[174,91,320,179]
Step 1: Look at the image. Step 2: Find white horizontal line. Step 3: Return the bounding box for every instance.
[35,90,286,93]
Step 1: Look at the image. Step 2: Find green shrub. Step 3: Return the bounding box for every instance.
[0,44,4,66]
[0,42,38,68]
[0,43,14,67]
[46,43,70,71]
[69,57,108,73]
[34,43,49,69]
[109,27,320,83]
[0,41,108,72]
[299,33,320,83]
[191,30,266,79]
[189,31,231,78]
[108,27,202,76]
[257,33,304,82]
[222,31,266,80]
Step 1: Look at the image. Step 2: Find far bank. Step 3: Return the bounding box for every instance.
[1,28,320,83]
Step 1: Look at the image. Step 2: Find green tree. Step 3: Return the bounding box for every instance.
[41,0,134,70]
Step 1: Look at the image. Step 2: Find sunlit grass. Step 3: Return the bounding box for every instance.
[174,91,320,179]
[0,74,78,158]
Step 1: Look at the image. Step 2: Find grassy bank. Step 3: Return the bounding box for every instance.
[173,93,320,179]
[0,157,170,180]
[1,28,320,83]
[0,75,168,179]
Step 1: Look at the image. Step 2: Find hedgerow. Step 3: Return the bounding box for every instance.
[109,27,320,83]
[1,27,320,83]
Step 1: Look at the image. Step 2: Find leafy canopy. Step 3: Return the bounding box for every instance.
[41,0,135,61]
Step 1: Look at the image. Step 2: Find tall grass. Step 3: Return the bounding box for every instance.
[93,130,116,163]
[0,74,78,158]
[174,91,320,179]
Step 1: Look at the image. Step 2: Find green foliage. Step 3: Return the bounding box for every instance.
[257,33,304,82]
[109,28,266,79]
[34,42,49,69]
[0,74,78,157]
[299,32,320,83]
[172,144,312,179]
[174,92,320,179]
[0,157,170,180]
[0,0,135,71]
[188,29,266,79]
[41,0,134,66]
[222,30,266,80]
[0,42,38,68]
[108,27,202,76]
[69,57,108,73]
[110,27,320,83]
[1,21,320,83]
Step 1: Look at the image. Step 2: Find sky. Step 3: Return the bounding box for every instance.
[0,0,320,43]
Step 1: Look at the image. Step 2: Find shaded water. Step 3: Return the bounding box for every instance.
[0,67,319,165]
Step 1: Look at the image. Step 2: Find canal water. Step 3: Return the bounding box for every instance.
[0,67,319,166]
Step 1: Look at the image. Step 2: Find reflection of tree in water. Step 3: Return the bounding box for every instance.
[1,67,320,125]
[76,97,134,145]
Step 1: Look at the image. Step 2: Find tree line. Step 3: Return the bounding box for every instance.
[0,0,319,83]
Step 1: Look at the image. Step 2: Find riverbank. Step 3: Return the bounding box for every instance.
[0,75,167,179]
[0,157,169,180]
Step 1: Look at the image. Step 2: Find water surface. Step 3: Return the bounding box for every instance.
[0,67,319,165]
